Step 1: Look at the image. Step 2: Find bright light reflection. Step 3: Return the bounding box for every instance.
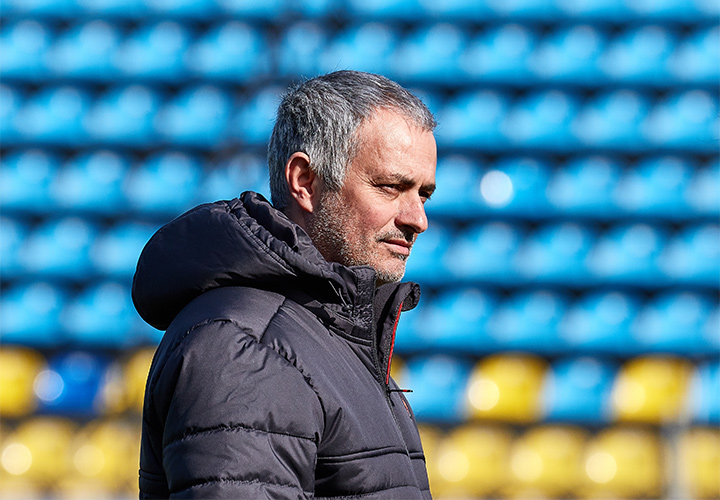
[586,451,617,483]
[468,377,500,411]
[480,170,514,207]
[1,443,32,475]
[33,369,64,402]
[438,449,469,483]
[511,447,543,482]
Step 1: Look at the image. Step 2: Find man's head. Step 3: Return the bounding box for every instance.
[268,71,437,284]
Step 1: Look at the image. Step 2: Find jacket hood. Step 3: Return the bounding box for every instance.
[132,192,375,330]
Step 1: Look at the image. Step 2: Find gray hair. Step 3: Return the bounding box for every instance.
[267,70,437,210]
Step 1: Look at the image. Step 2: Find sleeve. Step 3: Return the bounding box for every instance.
[145,319,324,499]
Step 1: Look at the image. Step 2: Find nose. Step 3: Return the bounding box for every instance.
[397,195,429,235]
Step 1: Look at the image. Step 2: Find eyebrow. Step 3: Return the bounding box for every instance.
[384,172,436,195]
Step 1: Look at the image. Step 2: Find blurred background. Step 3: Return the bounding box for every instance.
[0,0,719,498]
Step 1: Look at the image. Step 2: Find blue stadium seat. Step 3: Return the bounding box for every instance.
[613,156,693,217]
[144,0,218,17]
[74,0,149,17]
[546,156,622,216]
[84,84,161,145]
[0,149,59,213]
[530,25,606,83]
[504,91,579,149]
[197,153,270,202]
[230,87,283,145]
[631,292,718,356]
[277,22,329,77]
[404,355,472,423]
[0,84,24,144]
[685,160,720,217]
[625,0,700,20]
[688,360,720,424]
[0,217,28,279]
[559,291,641,355]
[484,0,554,19]
[46,21,121,80]
[515,222,595,284]
[3,0,81,17]
[287,0,341,17]
[444,222,524,284]
[403,224,453,285]
[124,151,201,216]
[434,90,511,149]
[416,0,494,19]
[345,0,423,19]
[643,90,719,151]
[14,86,91,145]
[35,351,110,416]
[216,0,285,18]
[393,24,467,83]
[186,22,270,82]
[51,150,129,213]
[659,224,720,286]
[424,155,483,218]
[460,24,536,83]
[90,222,158,278]
[554,0,626,20]
[114,22,191,80]
[0,283,67,347]
[319,23,400,78]
[155,85,230,147]
[586,223,667,285]
[669,26,720,84]
[572,90,651,149]
[488,290,569,354]
[542,357,616,424]
[599,26,675,83]
[61,282,143,347]
[19,217,98,279]
[475,157,552,216]
[0,20,53,80]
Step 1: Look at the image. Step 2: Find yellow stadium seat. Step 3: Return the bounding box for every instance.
[580,426,663,499]
[416,425,444,497]
[465,354,547,423]
[0,417,76,489]
[0,347,45,417]
[505,425,589,499]
[123,348,156,414]
[678,427,720,499]
[612,356,693,424]
[430,424,514,499]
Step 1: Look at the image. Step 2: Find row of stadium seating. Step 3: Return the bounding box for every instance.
[1,416,717,500]
[2,0,717,21]
[3,150,718,218]
[2,346,717,426]
[2,21,717,85]
[3,84,717,150]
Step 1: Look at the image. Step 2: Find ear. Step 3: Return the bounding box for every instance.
[285,152,320,214]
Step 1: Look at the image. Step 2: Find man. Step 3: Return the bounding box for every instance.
[132,70,437,499]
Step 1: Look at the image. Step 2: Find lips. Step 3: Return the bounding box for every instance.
[382,239,413,256]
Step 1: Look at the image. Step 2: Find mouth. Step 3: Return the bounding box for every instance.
[382,239,413,257]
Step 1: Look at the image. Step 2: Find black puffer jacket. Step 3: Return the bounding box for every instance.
[132,192,432,499]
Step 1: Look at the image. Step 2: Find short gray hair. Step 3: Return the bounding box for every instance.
[267,70,437,210]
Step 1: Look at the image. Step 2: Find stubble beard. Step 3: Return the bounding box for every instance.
[307,191,410,285]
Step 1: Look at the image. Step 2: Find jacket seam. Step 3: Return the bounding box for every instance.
[171,476,312,496]
[317,445,409,463]
[165,422,317,449]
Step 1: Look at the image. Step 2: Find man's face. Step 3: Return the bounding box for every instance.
[308,109,437,285]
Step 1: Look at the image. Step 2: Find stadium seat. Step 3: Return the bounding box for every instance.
[546,155,623,216]
[459,24,536,82]
[0,347,46,418]
[0,217,28,278]
[642,90,719,151]
[529,25,606,83]
[0,149,59,213]
[145,0,217,16]
[404,355,473,423]
[402,224,453,285]
[19,217,97,279]
[488,290,569,354]
[434,90,511,149]
[51,150,129,213]
[345,0,423,19]
[14,86,91,145]
[599,25,675,83]
[572,90,651,149]
[554,0,627,20]
[230,86,283,145]
[465,354,547,423]
[669,26,720,84]
[659,224,720,286]
[611,356,693,424]
[0,282,67,347]
[46,21,121,80]
[123,348,156,414]
[422,155,482,218]
[484,0,555,19]
[688,361,720,425]
[123,151,202,215]
[277,22,329,77]
[35,351,111,416]
[90,222,157,278]
[0,20,53,80]
[155,85,230,146]
[114,22,191,80]
[74,0,148,17]
[216,0,285,18]
[559,291,641,355]
[631,292,717,355]
[392,24,467,83]
[197,153,270,202]
[626,0,698,20]
[0,84,23,144]
[514,222,595,283]
[319,23,400,78]
[444,222,523,284]
[186,22,270,81]
[507,425,589,498]
[84,85,161,146]
[503,91,579,149]
[286,0,341,17]
[586,223,667,285]
[542,357,616,424]
[685,160,720,217]
[678,428,720,500]
[583,427,664,498]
